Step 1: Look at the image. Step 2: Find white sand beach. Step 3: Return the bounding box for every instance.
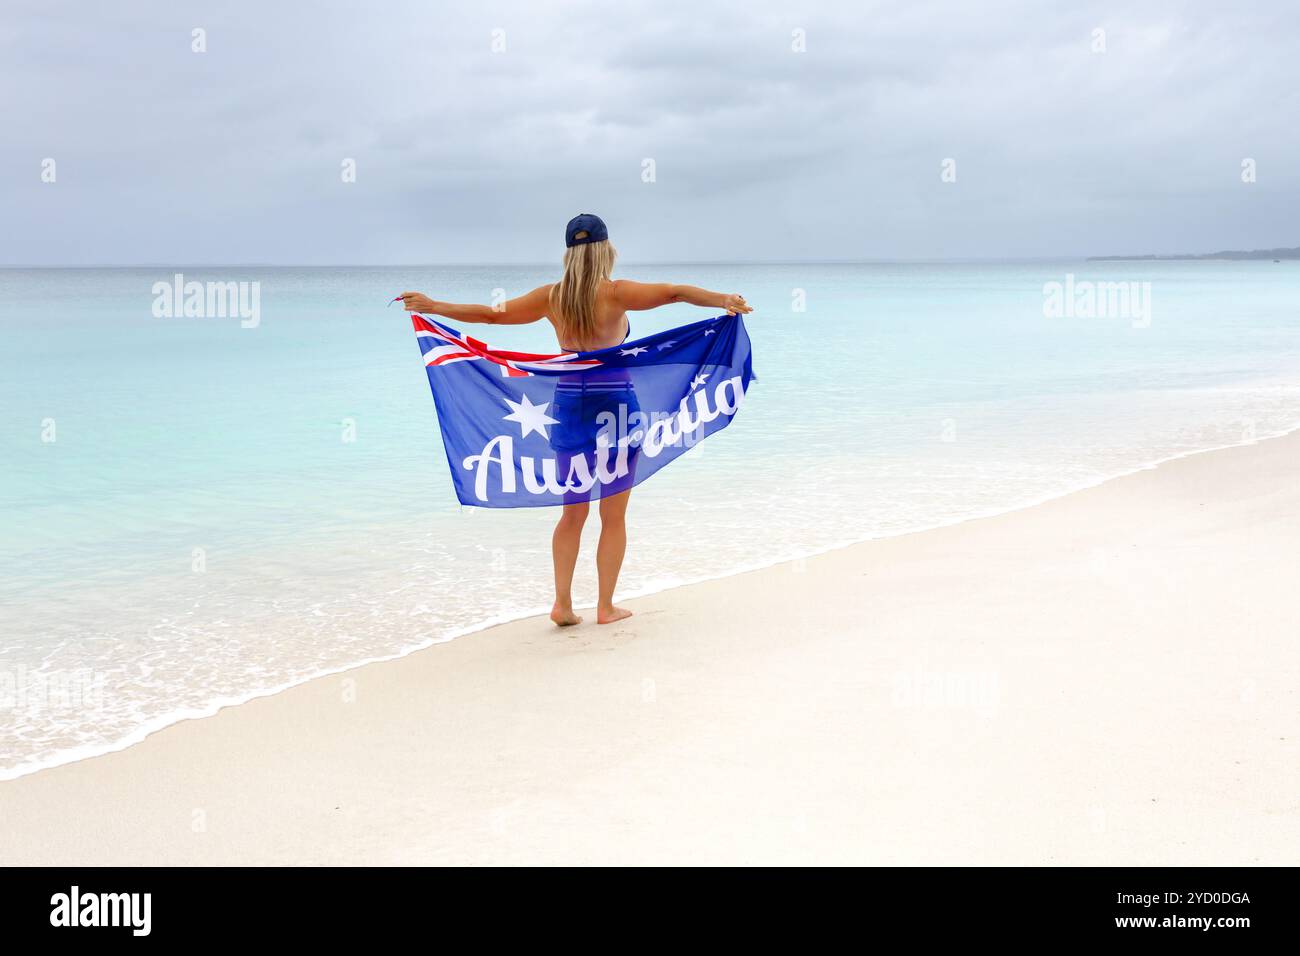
[3,431,1299,866]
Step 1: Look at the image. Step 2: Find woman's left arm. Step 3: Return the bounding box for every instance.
[399,284,552,325]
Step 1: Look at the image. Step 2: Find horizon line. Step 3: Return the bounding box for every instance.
[0,255,1242,270]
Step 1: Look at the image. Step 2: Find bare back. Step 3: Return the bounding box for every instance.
[546,280,629,352]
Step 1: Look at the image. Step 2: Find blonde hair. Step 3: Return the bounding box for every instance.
[549,237,617,350]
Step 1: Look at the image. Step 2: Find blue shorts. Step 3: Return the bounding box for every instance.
[550,380,641,500]
[550,382,642,452]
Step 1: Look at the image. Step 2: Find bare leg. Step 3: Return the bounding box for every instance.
[551,501,588,626]
[596,489,633,624]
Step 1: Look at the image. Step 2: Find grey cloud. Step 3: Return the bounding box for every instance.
[3,0,1298,264]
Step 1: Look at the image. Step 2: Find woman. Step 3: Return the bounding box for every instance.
[400,213,751,627]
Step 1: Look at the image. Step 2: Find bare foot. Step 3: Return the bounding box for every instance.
[596,605,633,625]
[550,603,582,627]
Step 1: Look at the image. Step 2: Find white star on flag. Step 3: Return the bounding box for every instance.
[502,394,559,439]
[689,373,710,389]
[619,346,648,357]
[656,341,676,350]
[703,329,717,336]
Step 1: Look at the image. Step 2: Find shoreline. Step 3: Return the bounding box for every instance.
[6,418,1300,785]
[3,424,1300,863]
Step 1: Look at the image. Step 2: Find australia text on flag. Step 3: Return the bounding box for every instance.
[411,313,756,508]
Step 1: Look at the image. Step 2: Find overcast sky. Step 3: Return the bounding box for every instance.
[3,0,1298,265]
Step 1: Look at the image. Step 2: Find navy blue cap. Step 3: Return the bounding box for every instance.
[565,213,608,247]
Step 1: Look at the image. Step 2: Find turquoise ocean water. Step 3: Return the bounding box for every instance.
[3,261,1299,778]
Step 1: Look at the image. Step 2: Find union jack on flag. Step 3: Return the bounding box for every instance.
[412,314,604,378]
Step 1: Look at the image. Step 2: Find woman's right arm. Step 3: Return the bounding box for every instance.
[398,285,552,325]
[613,280,751,315]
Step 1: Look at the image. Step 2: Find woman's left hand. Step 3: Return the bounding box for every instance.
[721,293,752,315]
[398,292,437,313]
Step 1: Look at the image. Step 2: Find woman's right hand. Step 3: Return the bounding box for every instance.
[721,293,752,315]
[399,292,438,313]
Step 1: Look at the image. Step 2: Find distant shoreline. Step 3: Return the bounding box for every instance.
[1089,246,1299,261]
